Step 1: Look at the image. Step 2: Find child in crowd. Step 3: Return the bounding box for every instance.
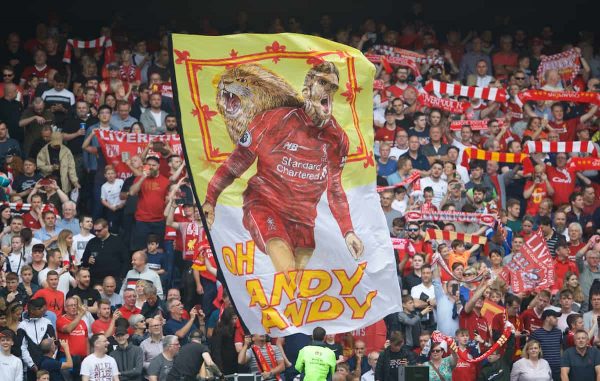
[18,264,40,302]
[146,233,167,289]
[100,165,125,233]
[397,294,430,348]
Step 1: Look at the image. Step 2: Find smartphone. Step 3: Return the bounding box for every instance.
[39,178,52,186]
[451,283,459,295]
[121,152,130,162]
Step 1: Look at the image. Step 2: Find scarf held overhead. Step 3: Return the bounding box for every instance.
[404,210,497,227]
[450,119,504,131]
[424,80,508,103]
[417,93,470,114]
[63,36,114,64]
[426,229,487,245]
[516,89,600,107]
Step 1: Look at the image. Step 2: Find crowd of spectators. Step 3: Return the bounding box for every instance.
[2,7,600,381]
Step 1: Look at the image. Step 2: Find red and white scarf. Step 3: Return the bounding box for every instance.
[404,210,497,227]
[391,238,416,255]
[2,201,31,212]
[425,229,487,245]
[365,54,421,79]
[450,119,504,131]
[536,48,581,86]
[523,141,599,156]
[417,93,470,114]
[516,89,600,107]
[430,251,488,283]
[63,36,115,64]
[252,344,281,380]
[377,171,421,192]
[371,45,444,66]
[373,80,385,90]
[567,157,600,171]
[424,80,507,103]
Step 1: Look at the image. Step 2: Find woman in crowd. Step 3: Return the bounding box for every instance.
[210,307,240,376]
[561,272,585,310]
[510,339,552,381]
[56,229,74,268]
[424,341,457,381]
[135,279,148,309]
[129,313,148,345]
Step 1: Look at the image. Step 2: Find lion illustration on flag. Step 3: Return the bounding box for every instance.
[215,63,304,143]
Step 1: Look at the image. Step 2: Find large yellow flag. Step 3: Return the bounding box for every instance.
[170,33,400,335]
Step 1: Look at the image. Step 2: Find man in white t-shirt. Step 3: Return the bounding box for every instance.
[412,161,448,208]
[81,333,120,381]
[0,329,23,381]
[38,248,75,294]
[72,216,95,266]
[410,265,437,330]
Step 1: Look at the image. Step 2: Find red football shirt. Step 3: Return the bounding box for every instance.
[22,212,42,230]
[549,119,578,141]
[134,175,170,222]
[524,180,549,215]
[33,288,64,316]
[57,314,88,357]
[459,309,489,341]
[520,308,543,333]
[452,347,477,381]
[547,166,575,206]
[91,318,111,334]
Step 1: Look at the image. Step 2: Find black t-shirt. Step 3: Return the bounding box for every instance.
[121,176,139,216]
[12,172,43,194]
[62,117,98,155]
[66,286,102,308]
[167,342,209,380]
[324,342,343,360]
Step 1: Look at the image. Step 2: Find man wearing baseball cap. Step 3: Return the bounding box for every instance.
[0,329,22,381]
[531,309,563,381]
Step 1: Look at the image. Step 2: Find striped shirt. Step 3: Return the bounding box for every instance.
[530,327,563,372]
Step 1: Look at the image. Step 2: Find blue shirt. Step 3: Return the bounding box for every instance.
[34,227,64,249]
[377,158,397,177]
[531,327,563,372]
[164,318,197,345]
[83,124,116,171]
[110,114,138,131]
[56,217,80,235]
[401,151,431,171]
[147,251,167,273]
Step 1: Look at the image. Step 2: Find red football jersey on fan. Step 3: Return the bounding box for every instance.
[21,65,52,83]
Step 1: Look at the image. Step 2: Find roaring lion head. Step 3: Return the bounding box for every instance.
[216,64,304,143]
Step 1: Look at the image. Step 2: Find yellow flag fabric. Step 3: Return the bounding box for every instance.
[170,33,400,336]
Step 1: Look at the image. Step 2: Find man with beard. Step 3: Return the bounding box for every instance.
[128,156,170,251]
[386,66,415,99]
[164,114,178,135]
[66,268,101,314]
[413,161,447,209]
[18,97,54,156]
[203,62,363,274]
